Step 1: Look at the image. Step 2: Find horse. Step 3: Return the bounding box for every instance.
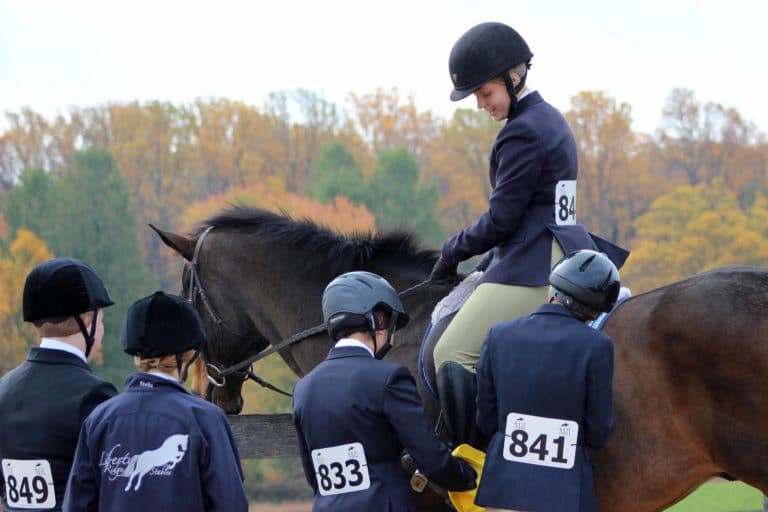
[153,206,768,512]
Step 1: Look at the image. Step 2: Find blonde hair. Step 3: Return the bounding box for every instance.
[134,349,198,374]
[489,62,529,85]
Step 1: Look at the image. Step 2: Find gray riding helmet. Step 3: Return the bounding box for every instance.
[322,271,409,341]
[549,250,621,313]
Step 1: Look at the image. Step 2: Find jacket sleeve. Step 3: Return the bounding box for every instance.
[200,411,249,511]
[382,366,476,491]
[584,336,615,449]
[475,331,498,438]
[78,380,117,425]
[62,421,98,512]
[292,404,318,493]
[441,126,544,266]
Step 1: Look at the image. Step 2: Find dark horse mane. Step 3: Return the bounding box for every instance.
[193,205,439,276]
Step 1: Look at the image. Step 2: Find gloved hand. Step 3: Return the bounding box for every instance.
[430,257,459,284]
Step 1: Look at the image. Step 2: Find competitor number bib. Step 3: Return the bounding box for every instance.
[555,180,577,225]
[1,459,56,509]
[503,413,579,469]
[311,442,370,496]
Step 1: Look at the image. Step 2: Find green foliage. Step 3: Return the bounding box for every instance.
[305,142,366,204]
[2,167,57,242]
[364,147,444,246]
[1,149,157,387]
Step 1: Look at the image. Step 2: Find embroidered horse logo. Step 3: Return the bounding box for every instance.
[122,434,189,491]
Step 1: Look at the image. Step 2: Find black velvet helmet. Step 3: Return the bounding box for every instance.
[322,271,409,342]
[449,22,533,101]
[122,291,206,358]
[549,250,620,314]
[23,257,114,323]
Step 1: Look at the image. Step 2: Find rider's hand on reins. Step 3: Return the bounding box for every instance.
[430,257,459,284]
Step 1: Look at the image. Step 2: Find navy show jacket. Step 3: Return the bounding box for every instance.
[293,345,476,511]
[475,304,614,511]
[63,373,247,512]
[441,91,628,283]
[0,347,116,512]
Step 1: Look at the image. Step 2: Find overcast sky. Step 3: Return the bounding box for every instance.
[2,0,767,135]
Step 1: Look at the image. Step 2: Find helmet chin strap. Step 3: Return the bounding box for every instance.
[74,313,98,359]
[374,312,399,360]
[502,65,529,119]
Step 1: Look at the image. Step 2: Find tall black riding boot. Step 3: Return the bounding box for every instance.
[436,361,478,449]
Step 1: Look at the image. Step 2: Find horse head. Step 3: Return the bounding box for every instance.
[150,224,269,414]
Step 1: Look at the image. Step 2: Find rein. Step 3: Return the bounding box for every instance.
[186,226,433,397]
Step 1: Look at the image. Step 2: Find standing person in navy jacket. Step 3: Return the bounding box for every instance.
[0,257,117,512]
[475,250,619,512]
[63,291,247,512]
[293,271,477,511]
[430,21,629,449]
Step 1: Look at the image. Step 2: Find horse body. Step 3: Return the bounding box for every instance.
[154,207,768,512]
[596,267,768,510]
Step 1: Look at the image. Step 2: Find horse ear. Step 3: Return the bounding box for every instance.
[149,224,196,262]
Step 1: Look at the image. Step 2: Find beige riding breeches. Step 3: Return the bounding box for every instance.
[433,238,564,374]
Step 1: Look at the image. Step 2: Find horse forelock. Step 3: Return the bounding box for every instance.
[193,205,438,275]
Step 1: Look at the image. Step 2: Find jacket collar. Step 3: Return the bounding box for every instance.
[508,90,543,120]
[27,346,91,371]
[326,345,374,361]
[124,372,191,394]
[532,302,579,319]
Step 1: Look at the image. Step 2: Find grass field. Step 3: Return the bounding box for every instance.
[666,482,763,512]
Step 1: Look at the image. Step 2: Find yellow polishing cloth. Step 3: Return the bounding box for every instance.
[448,443,486,512]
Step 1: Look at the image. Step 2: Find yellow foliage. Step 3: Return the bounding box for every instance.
[179,181,376,235]
[0,229,54,374]
[622,178,768,292]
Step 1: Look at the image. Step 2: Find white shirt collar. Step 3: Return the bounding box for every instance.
[147,370,180,382]
[335,338,374,357]
[518,87,535,101]
[40,338,87,363]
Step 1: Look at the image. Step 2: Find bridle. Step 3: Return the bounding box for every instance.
[186,226,303,397]
[185,226,434,397]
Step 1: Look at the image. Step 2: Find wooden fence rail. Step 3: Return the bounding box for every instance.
[228,413,298,458]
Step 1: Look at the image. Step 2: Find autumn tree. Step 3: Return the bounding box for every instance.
[427,108,498,234]
[656,88,766,201]
[0,229,53,374]
[347,87,444,173]
[180,179,376,236]
[622,178,768,293]
[263,89,343,193]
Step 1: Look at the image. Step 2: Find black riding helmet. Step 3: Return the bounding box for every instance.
[322,271,409,359]
[449,22,533,114]
[549,250,621,318]
[23,257,114,357]
[122,291,206,380]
